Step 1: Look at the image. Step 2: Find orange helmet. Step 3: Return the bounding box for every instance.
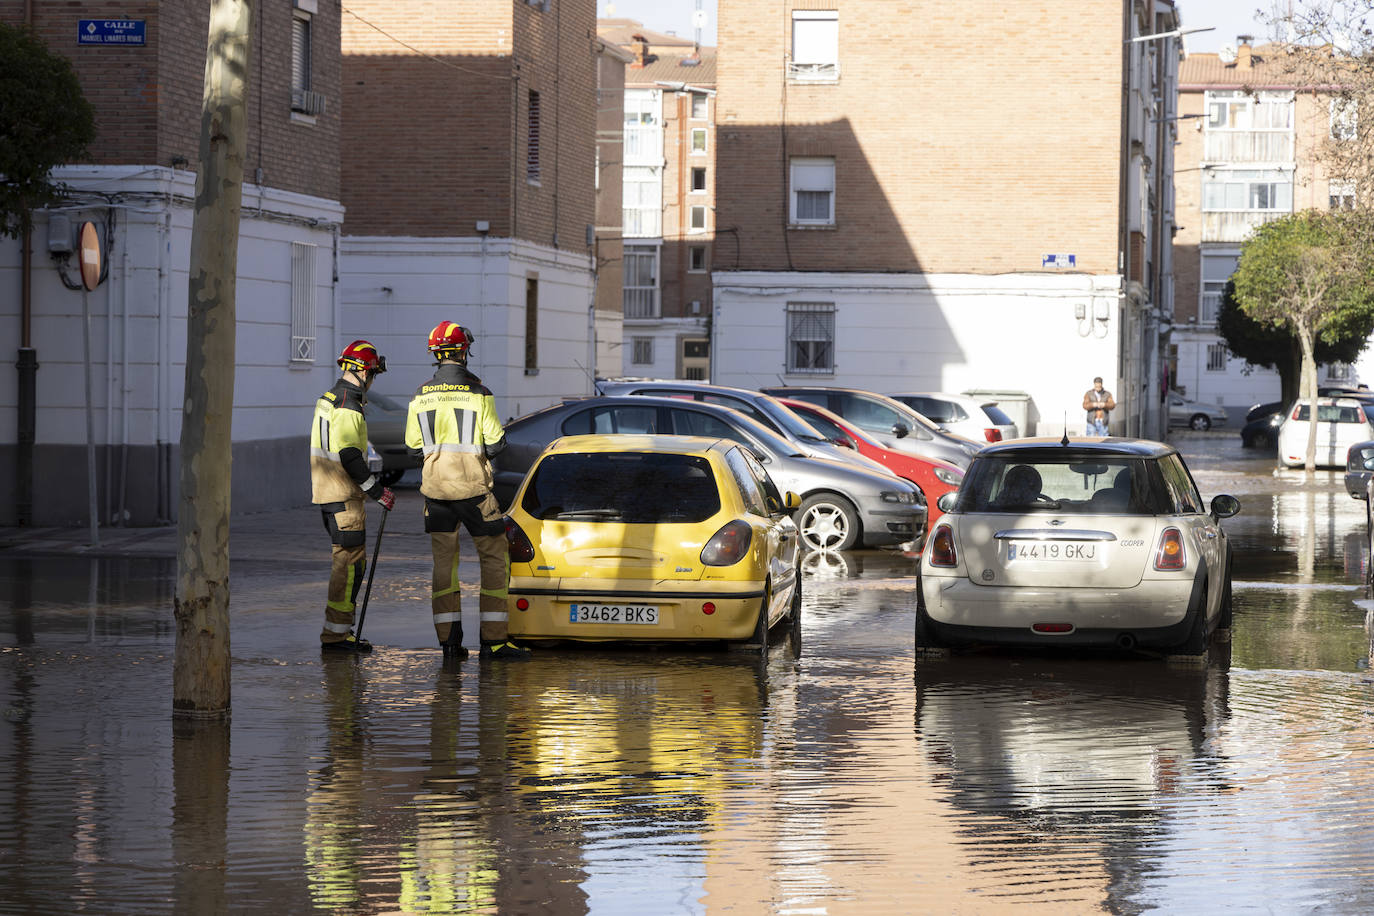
[338,340,386,374]
[428,321,475,360]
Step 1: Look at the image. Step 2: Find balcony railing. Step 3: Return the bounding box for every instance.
[623,287,658,319]
[623,126,663,165]
[622,207,661,238]
[1201,209,1287,243]
[787,61,840,82]
[1204,131,1293,164]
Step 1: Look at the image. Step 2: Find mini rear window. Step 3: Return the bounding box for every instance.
[522,452,721,523]
[955,456,1169,515]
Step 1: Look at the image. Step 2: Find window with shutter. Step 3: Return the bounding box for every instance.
[527,91,541,183]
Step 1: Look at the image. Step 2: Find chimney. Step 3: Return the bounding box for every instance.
[1237,35,1253,70]
[631,33,649,69]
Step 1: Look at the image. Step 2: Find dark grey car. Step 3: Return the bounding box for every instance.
[365,391,421,486]
[492,396,925,551]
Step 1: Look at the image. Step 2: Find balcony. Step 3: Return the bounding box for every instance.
[623,126,663,166]
[623,288,658,319]
[1201,209,1287,243]
[1203,131,1293,164]
[622,207,661,239]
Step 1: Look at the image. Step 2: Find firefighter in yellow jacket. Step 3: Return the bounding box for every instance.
[406,322,529,660]
[311,340,395,652]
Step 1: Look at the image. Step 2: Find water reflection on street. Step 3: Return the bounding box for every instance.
[5,435,1374,912]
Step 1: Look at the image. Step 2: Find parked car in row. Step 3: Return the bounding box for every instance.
[1277,397,1374,469]
[1344,439,1374,500]
[760,386,982,469]
[505,435,801,650]
[917,438,1240,657]
[887,392,1019,442]
[1167,391,1228,430]
[365,391,421,485]
[491,396,924,551]
[778,397,965,527]
[1240,400,1285,449]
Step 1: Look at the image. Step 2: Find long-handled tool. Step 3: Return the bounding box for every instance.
[354,506,390,642]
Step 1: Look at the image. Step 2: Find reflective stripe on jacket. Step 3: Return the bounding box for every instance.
[405,363,506,501]
[310,379,378,504]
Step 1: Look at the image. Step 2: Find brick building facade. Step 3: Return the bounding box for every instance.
[710,0,1182,438]
[600,20,715,380]
[338,0,608,419]
[0,2,343,527]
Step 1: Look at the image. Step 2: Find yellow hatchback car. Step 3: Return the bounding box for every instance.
[504,435,803,648]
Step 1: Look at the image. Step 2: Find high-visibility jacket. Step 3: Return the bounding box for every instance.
[405,363,507,501]
[310,378,383,504]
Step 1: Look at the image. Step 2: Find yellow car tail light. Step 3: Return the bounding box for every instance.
[701,520,752,566]
[505,516,535,562]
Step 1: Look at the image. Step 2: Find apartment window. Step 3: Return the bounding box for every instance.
[790,157,835,225]
[290,242,316,364]
[691,128,707,154]
[1200,252,1238,324]
[790,11,839,81]
[1206,343,1228,372]
[631,337,654,365]
[688,245,707,272]
[1330,97,1358,140]
[1201,169,1292,211]
[623,244,659,318]
[690,91,708,119]
[1330,178,1357,210]
[623,165,662,237]
[527,90,541,183]
[525,0,550,9]
[691,166,707,193]
[290,9,325,116]
[786,302,835,374]
[525,277,538,373]
[689,205,708,233]
[1207,89,1292,130]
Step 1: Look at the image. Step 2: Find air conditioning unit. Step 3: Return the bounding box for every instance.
[291,89,327,116]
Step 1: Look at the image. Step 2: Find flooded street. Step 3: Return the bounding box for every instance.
[4,434,1374,913]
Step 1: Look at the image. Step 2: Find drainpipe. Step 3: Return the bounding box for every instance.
[16,0,36,525]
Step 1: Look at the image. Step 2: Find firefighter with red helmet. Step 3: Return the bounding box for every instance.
[405,321,530,660]
[311,340,396,652]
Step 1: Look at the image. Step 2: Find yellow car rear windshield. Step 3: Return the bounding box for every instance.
[522,452,722,523]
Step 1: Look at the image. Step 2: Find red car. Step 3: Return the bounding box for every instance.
[780,398,965,527]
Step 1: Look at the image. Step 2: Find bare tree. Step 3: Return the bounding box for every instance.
[173,0,253,719]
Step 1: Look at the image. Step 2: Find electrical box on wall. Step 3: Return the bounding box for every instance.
[47,214,72,256]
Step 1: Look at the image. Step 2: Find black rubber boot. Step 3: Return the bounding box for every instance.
[321,632,373,653]
[480,640,532,660]
[441,624,468,659]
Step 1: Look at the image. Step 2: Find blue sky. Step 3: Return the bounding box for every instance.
[598,0,1275,54]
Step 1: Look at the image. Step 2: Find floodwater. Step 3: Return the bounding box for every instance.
[4,435,1374,914]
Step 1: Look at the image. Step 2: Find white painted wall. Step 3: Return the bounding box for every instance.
[711,270,1126,437]
[337,236,597,422]
[0,164,345,523]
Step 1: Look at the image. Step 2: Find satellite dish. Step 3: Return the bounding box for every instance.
[1218,44,1237,63]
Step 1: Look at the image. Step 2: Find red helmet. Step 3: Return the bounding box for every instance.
[338,340,386,374]
[428,321,475,359]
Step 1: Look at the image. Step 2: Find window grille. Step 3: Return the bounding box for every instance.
[290,242,317,364]
[1206,343,1227,372]
[786,302,835,374]
[527,91,541,182]
[632,337,653,365]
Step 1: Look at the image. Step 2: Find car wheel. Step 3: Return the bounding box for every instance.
[914,569,948,653]
[379,468,405,487]
[750,582,771,654]
[787,567,803,624]
[1218,559,1233,631]
[797,494,861,552]
[1168,580,1210,660]
[1189,414,1212,431]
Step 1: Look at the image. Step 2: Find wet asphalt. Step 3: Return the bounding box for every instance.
[4,430,1374,914]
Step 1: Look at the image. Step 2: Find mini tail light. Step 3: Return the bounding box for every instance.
[1291,404,1303,420]
[505,516,536,563]
[1154,527,1185,570]
[929,525,958,567]
[701,520,752,566]
[984,429,1002,443]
